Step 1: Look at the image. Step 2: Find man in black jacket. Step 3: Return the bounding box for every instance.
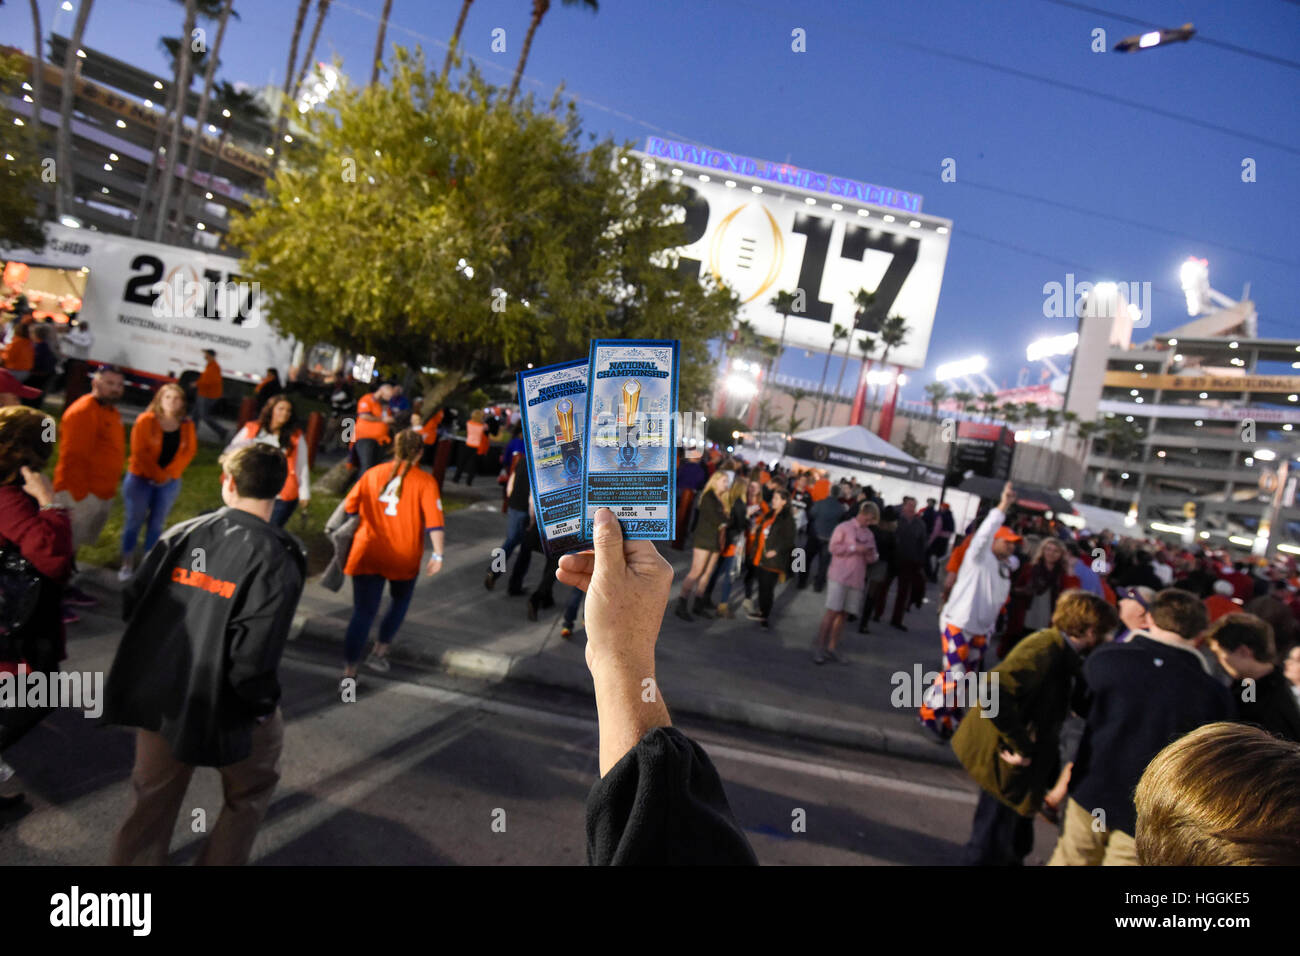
[1207,613,1300,742]
[106,443,307,865]
[1049,588,1234,865]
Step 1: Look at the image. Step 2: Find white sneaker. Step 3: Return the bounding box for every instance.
[365,654,391,673]
[0,758,15,785]
[117,565,132,583]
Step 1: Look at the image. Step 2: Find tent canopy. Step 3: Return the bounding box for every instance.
[789,425,919,462]
[957,475,1075,514]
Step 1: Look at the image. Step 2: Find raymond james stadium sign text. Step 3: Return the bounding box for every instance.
[642,137,923,214]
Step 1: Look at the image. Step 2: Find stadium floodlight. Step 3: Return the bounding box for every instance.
[1255,449,1277,462]
[1228,535,1255,548]
[1026,332,1078,363]
[935,355,987,382]
[1180,257,1210,316]
[1115,22,1195,52]
[725,375,757,399]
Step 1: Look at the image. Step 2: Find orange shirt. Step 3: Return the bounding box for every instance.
[354,392,391,444]
[128,410,197,483]
[810,478,831,502]
[946,535,973,574]
[466,420,488,455]
[2,336,34,372]
[196,360,223,398]
[417,409,443,445]
[344,463,445,580]
[54,393,126,500]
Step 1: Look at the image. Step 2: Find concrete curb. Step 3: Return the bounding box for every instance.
[291,612,960,767]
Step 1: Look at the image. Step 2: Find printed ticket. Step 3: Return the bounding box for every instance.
[517,359,591,556]
[582,339,680,540]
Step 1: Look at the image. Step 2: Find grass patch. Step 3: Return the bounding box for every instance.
[45,434,474,577]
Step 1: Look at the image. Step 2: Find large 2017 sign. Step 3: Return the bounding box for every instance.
[638,150,952,371]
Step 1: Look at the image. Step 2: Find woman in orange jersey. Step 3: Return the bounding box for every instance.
[341,430,445,681]
[119,383,196,580]
[223,396,311,527]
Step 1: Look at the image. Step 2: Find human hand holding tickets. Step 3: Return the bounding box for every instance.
[557,508,673,678]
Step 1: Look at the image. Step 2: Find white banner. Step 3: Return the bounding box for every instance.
[636,143,952,370]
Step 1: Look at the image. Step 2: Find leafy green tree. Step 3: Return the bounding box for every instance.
[228,50,738,407]
[0,53,45,250]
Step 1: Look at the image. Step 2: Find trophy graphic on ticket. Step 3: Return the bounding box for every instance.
[582,339,679,541]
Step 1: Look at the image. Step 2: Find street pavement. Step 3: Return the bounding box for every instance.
[0,471,1053,865]
[0,601,1061,865]
[289,479,969,763]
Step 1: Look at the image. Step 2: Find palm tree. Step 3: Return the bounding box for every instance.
[292,0,332,105]
[151,0,200,241]
[825,329,858,429]
[852,333,878,425]
[270,0,312,176]
[952,390,976,415]
[1021,401,1042,425]
[132,30,212,236]
[170,0,236,243]
[55,0,94,220]
[441,0,475,81]
[783,387,812,423]
[507,0,599,103]
[998,403,1022,426]
[923,381,948,419]
[371,0,395,84]
[852,287,881,332]
[27,0,44,160]
[979,391,997,421]
[813,322,848,428]
[200,80,268,186]
[864,314,909,430]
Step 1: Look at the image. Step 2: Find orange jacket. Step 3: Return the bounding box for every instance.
[196,360,223,399]
[54,393,126,500]
[128,411,197,484]
[466,420,489,455]
[354,392,391,444]
[417,409,443,446]
[232,421,308,502]
[2,336,34,372]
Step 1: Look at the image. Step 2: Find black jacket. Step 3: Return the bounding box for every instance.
[1238,670,1300,743]
[103,507,307,766]
[586,727,757,865]
[1069,635,1234,836]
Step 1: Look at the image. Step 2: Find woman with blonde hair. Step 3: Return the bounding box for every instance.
[1003,535,1067,656]
[120,382,196,579]
[341,429,445,682]
[675,467,736,621]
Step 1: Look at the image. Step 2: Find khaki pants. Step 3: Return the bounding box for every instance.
[109,710,283,866]
[53,490,114,551]
[1048,796,1138,866]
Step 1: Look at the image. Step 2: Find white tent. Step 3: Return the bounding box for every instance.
[734,424,981,533]
[790,425,921,462]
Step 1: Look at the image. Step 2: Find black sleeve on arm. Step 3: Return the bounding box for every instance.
[226,557,305,718]
[585,726,758,866]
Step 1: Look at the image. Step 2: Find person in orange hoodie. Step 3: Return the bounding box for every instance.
[120,383,196,580]
[192,348,227,442]
[1,324,34,380]
[53,365,127,614]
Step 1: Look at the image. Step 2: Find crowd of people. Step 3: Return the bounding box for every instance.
[3,359,1300,864]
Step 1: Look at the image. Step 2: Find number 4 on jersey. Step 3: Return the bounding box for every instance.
[379,478,401,516]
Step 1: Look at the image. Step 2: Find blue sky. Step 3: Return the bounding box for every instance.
[8,0,1298,399]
